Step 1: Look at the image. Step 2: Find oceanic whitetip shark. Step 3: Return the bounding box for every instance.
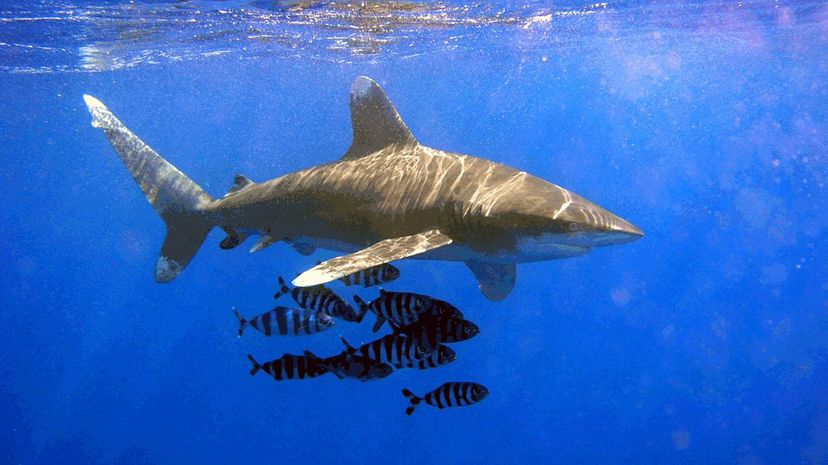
[83,76,643,301]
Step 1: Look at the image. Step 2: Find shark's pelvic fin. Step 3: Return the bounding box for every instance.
[465,261,516,301]
[83,94,214,283]
[292,229,452,288]
[342,76,418,160]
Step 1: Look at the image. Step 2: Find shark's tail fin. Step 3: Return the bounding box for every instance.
[83,95,214,282]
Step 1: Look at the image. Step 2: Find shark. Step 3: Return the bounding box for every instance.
[83,76,643,301]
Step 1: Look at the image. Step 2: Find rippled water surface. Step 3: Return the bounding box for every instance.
[1,1,827,465]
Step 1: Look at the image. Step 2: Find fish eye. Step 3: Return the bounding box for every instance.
[473,388,479,395]
[568,222,580,232]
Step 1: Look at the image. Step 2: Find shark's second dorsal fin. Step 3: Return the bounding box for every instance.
[226,174,254,196]
[342,76,417,160]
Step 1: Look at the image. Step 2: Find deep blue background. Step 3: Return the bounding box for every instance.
[1,1,827,464]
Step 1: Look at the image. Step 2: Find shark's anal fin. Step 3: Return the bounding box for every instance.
[219,227,251,250]
[292,229,452,288]
[465,261,516,301]
[342,76,417,160]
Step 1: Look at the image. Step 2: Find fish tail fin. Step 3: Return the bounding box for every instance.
[353,295,370,323]
[83,95,215,283]
[247,354,262,376]
[233,307,247,337]
[402,388,420,416]
[274,276,291,299]
[339,336,356,352]
[371,316,386,333]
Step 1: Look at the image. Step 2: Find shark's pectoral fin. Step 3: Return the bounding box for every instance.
[292,229,452,288]
[465,261,516,301]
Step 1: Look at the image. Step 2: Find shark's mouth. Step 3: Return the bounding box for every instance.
[515,234,591,260]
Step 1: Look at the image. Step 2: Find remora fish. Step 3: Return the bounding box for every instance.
[234,307,333,337]
[352,289,433,332]
[402,382,488,415]
[273,277,360,322]
[83,77,642,301]
[396,345,456,370]
[247,352,327,380]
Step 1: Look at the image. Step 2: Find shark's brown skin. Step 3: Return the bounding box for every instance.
[83,76,642,301]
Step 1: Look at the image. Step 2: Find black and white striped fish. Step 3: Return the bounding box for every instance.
[274,276,361,322]
[391,316,480,352]
[395,345,457,370]
[337,263,400,288]
[425,297,464,321]
[353,289,433,333]
[247,352,328,381]
[320,351,393,381]
[402,382,488,415]
[234,307,333,337]
[339,334,432,369]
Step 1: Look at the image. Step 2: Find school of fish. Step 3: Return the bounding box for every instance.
[239,263,489,414]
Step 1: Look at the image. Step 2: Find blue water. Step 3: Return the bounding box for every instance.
[2,1,827,464]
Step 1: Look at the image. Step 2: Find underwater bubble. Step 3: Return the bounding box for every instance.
[672,429,691,450]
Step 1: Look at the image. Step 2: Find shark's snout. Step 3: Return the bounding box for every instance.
[554,191,643,247]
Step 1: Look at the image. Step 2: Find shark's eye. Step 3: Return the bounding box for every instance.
[568,222,580,232]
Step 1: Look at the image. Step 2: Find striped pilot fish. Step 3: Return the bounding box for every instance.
[234,307,333,337]
[339,334,432,370]
[320,351,394,381]
[247,352,328,381]
[402,382,489,415]
[353,289,434,333]
[395,345,457,370]
[391,316,480,352]
[337,263,400,288]
[274,276,361,322]
[425,297,464,321]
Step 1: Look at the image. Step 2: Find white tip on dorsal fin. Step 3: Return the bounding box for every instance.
[342,76,417,160]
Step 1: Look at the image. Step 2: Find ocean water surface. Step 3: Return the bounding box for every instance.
[1,1,827,464]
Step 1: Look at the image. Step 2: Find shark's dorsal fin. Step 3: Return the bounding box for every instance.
[342,76,417,160]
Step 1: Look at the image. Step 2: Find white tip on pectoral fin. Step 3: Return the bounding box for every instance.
[292,229,453,288]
